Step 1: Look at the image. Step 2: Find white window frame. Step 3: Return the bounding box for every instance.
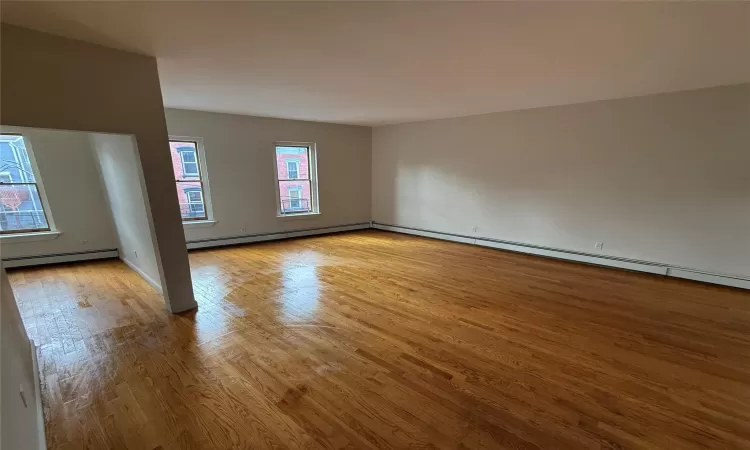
[185,189,205,215]
[286,160,299,180]
[273,141,319,217]
[0,131,57,236]
[169,136,214,225]
[288,187,302,209]
[179,149,199,177]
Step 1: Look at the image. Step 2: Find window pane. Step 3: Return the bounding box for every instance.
[287,161,299,179]
[278,180,311,213]
[0,184,49,232]
[176,181,206,219]
[276,146,309,180]
[183,162,199,176]
[0,134,36,182]
[170,141,201,181]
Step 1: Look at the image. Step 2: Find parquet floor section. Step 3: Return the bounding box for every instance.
[7,230,750,449]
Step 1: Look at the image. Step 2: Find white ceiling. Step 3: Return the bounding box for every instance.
[2,1,749,126]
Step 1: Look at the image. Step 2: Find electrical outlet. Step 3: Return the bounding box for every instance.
[133,250,138,258]
[594,242,604,250]
[472,226,477,233]
[241,227,247,233]
[81,239,88,245]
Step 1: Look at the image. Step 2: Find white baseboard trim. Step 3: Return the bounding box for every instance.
[666,267,750,290]
[372,223,749,290]
[29,339,47,450]
[473,239,668,275]
[1,249,118,268]
[186,223,371,250]
[373,223,477,245]
[121,257,163,294]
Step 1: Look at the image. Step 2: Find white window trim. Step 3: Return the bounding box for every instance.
[273,141,320,218]
[286,160,299,180]
[179,150,199,177]
[186,189,203,203]
[182,220,217,229]
[0,128,57,236]
[185,189,205,215]
[0,230,61,243]
[288,187,302,209]
[169,136,214,223]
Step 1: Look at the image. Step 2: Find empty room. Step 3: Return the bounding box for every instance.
[1,2,749,450]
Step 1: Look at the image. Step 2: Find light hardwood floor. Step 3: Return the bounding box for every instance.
[8,230,750,449]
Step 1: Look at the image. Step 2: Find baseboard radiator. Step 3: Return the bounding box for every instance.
[4,223,745,290]
[1,249,119,268]
[186,222,371,250]
[372,222,750,290]
[0,224,371,268]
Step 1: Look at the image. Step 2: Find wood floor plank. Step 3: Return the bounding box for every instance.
[7,230,750,449]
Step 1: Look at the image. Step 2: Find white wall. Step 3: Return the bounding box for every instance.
[1,268,44,450]
[165,109,372,243]
[90,134,162,292]
[2,25,195,313]
[373,84,750,278]
[0,127,117,260]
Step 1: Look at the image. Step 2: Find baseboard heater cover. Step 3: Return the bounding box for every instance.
[187,222,371,250]
[1,249,119,268]
[372,222,749,290]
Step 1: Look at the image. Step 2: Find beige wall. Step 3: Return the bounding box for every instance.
[165,109,372,242]
[0,127,118,260]
[1,268,43,450]
[91,133,162,291]
[373,84,750,278]
[1,25,195,312]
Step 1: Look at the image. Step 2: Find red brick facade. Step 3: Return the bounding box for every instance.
[169,141,204,219]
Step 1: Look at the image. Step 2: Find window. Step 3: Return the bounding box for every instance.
[286,160,299,179]
[288,187,302,209]
[0,134,52,234]
[179,148,199,177]
[274,143,318,215]
[184,188,205,216]
[169,139,210,221]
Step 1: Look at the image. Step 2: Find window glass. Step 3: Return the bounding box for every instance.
[170,140,208,220]
[275,145,316,215]
[0,134,51,233]
[287,161,299,179]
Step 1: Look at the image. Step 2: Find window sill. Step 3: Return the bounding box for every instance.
[276,212,321,219]
[0,231,61,243]
[183,220,217,229]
